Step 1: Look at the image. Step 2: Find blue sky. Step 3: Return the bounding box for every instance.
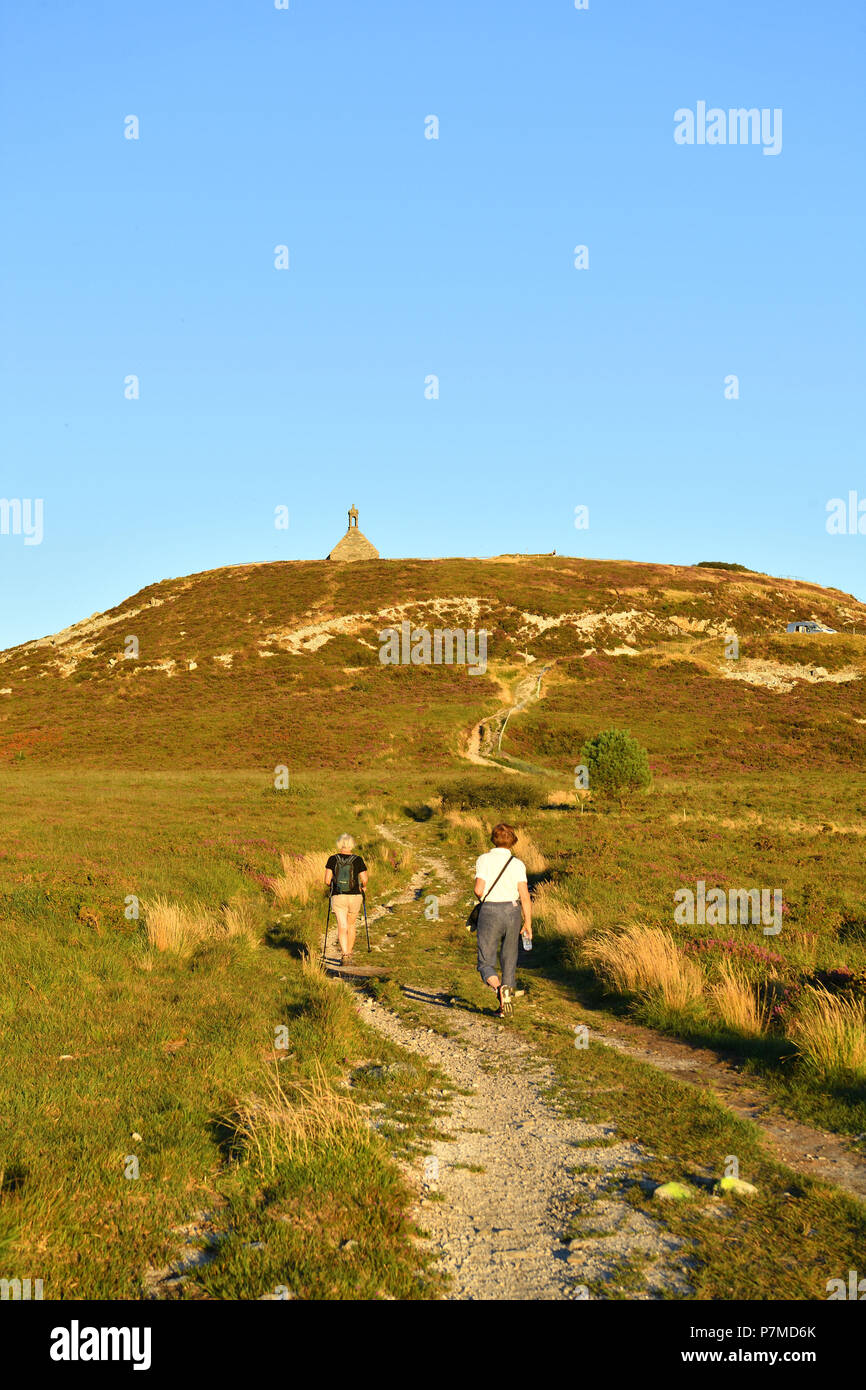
[1,0,864,648]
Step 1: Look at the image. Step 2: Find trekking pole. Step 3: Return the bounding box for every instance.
[362,890,371,953]
[321,888,333,963]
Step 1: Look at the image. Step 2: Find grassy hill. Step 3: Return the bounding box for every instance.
[1,554,864,769]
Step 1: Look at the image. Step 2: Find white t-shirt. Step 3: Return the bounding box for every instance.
[474,848,527,904]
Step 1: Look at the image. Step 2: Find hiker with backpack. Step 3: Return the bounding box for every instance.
[324,834,369,963]
[470,823,532,1017]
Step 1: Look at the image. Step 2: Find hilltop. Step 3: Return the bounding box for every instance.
[0,554,864,770]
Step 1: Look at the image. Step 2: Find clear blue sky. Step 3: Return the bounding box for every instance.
[1,0,863,648]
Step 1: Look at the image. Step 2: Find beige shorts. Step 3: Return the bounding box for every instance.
[331,893,363,922]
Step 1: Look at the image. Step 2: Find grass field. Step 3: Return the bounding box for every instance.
[0,770,448,1299]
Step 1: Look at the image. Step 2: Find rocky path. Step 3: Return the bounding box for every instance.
[358,990,689,1299]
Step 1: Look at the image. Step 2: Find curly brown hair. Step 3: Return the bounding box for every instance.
[491,823,518,848]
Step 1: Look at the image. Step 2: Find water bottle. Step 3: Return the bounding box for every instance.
[521,929,532,952]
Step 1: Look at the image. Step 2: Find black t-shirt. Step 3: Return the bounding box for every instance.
[326,854,367,895]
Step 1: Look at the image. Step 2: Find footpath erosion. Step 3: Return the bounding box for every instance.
[331,822,866,1301]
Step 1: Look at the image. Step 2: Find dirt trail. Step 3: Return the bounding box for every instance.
[337,825,692,1299]
[463,663,552,769]
[581,1017,866,1203]
[359,991,688,1299]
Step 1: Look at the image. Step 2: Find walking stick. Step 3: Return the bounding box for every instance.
[321,887,333,963]
[362,890,371,953]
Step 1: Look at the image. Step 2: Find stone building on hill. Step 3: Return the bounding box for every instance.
[327,505,380,561]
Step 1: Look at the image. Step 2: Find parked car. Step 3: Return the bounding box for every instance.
[786,620,836,634]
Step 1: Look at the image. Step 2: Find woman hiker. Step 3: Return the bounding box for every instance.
[473,823,532,1017]
[324,834,369,963]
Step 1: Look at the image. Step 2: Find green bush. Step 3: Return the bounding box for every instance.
[438,775,547,811]
[580,729,651,801]
[696,560,749,572]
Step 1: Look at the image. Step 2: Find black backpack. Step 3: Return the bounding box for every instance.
[332,854,357,894]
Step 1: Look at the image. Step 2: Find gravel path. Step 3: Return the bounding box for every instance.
[344,824,691,1300]
[358,992,689,1299]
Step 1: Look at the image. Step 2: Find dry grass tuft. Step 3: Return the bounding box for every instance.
[374,839,413,872]
[584,924,704,1010]
[144,897,261,955]
[788,987,866,1083]
[544,789,578,808]
[445,810,488,834]
[221,900,260,947]
[269,851,329,904]
[445,810,489,850]
[301,947,325,979]
[222,1061,365,1176]
[515,831,547,874]
[144,897,206,955]
[533,883,593,939]
[709,963,771,1036]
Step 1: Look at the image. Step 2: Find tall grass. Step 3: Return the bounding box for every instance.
[221,900,259,945]
[584,924,704,1011]
[144,896,260,955]
[709,962,771,1036]
[445,810,488,849]
[544,789,578,808]
[532,883,593,940]
[269,851,329,904]
[515,831,547,874]
[789,988,866,1084]
[374,839,414,873]
[221,1061,366,1176]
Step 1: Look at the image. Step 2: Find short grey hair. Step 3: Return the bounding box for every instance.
[336,833,355,852]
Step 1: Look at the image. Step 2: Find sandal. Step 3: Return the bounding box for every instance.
[499,987,514,1017]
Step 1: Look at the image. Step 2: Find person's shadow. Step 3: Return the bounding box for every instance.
[400,984,488,1016]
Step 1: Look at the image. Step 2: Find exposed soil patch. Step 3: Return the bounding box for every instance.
[721,658,860,693]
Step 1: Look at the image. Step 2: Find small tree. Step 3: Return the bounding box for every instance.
[579,729,651,807]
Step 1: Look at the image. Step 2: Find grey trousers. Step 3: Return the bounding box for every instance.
[476,902,522,989]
